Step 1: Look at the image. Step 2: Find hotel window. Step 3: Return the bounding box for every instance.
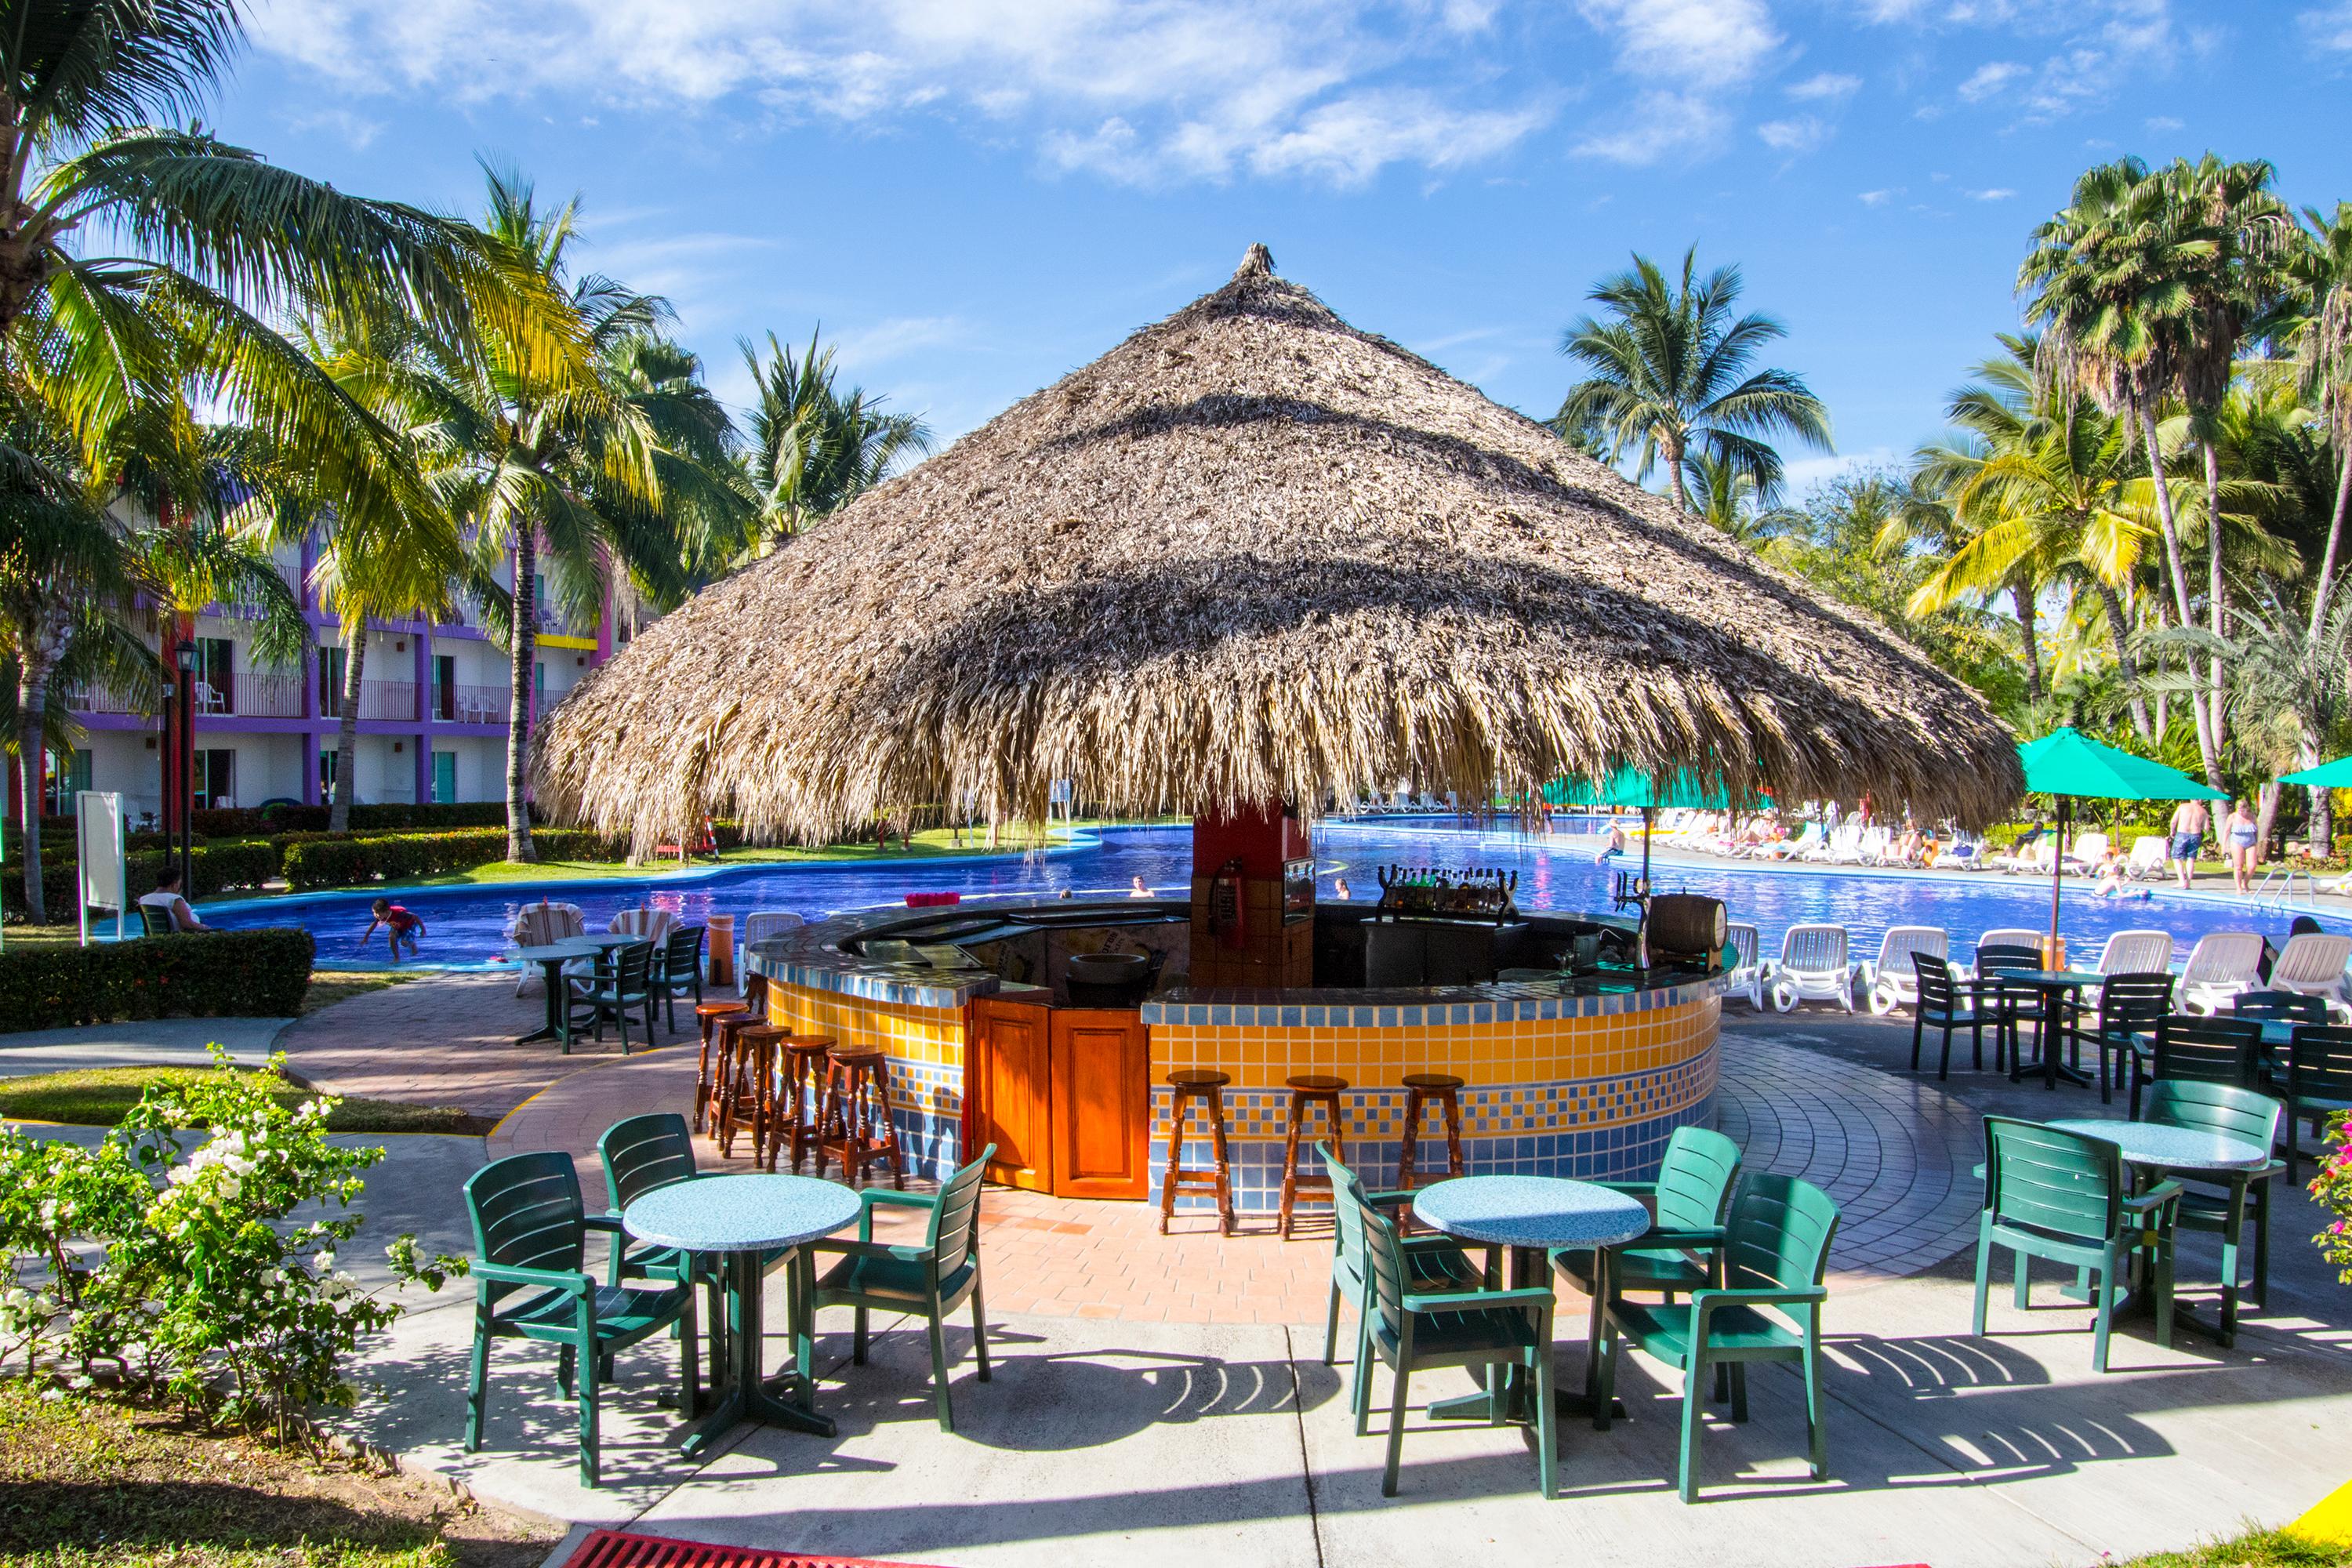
[318,645,347,718]
[197,637,234,714]
[44,749,92,815]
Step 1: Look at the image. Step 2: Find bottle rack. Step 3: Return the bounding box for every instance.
[1373,865,1520,924]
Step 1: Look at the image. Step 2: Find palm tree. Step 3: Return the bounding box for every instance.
[2020,158,2223,782]
[1682,448,1785,546]
[372,166,739,862]
[2160,155,2296,752]
[731,331,930,561]
[1553,247,1832,514]
[2292,201,2352,640]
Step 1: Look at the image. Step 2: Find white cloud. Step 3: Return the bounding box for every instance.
[1785,71,1861,100]
[283,107,383,149]
[2299,0,2352,49]
[828,315,976,368]
[1788,447,1896,493]
[1965,187,2016,200]
[245,1,1551,188]
[1573,90,1726,165]
[2144,114,2183,130]
[1957,60,2027,100]
[1574,0,1781,89]
[1857,187,1902,204]
[1757,114,1831,153]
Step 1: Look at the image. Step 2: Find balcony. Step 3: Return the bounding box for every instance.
[194,673,307,720]
[321,681,419,723]
[67,680,151,716]
[430,683,512,726]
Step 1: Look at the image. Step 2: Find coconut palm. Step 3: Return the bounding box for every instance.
[731,331,930,561]
[1682,448,1785,546]
[1553,247,1832,514]
[2292,201,2352,636]
[2020,158,2223,782]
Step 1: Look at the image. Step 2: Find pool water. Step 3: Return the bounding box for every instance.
[196,818,2337,971]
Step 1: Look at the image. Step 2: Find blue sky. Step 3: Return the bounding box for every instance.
[219,0,2352,498]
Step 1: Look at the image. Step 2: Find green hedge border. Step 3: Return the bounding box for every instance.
[0,927,315,1029]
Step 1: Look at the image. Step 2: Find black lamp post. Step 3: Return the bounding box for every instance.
[173,639,196,891]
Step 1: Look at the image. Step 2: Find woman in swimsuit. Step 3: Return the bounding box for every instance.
[2223,799,2261,895]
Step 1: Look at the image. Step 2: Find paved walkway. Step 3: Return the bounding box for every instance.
[0,1014,289,1078]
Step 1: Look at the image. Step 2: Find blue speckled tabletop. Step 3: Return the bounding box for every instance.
[1413,1175,1651,1249]
[2045,1120,2270,1173]
[622,1174,862,1252]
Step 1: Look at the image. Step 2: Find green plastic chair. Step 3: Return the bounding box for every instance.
[1592,1173,1838,1503]
[138,903,176,938]
[2141,1080,2284,1341]
[1909,953,1992,1080]
[1554,1125,1740,1406]
[1316,1142,1484,1421]
[1973,1116,2181,1373]
[564,940,659,1054]
[2227,990,2328,1023]
[1356,1192,1558,1500]
[2080,972,2176,1105]
[462,1151,698,1487]
[2138,1014,2259,1119]
[2278,1025,2352,1185]
[658,924,707,1033]
[810,1143,996,1432]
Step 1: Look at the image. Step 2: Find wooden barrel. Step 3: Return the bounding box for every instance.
[1649,895,1728,959]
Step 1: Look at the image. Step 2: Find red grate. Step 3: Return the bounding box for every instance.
[568,1529,952,1568]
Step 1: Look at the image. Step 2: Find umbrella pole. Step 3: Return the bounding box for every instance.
[2048,795,2067,967]
[1638,805,1655,971]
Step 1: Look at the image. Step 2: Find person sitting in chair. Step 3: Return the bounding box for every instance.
[136,866,207,933]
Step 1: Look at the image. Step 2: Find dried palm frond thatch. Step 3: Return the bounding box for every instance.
[532,245,2022,851]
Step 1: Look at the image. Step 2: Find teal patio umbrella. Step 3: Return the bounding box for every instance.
[2018,727,2226,957]
[1544,768,1770,947]
[2279,756,2352,789]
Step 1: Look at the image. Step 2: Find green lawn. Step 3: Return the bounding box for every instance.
[2117,1526,2352,1568]
[0,1065,488,1135]
[0,1381,556,1568]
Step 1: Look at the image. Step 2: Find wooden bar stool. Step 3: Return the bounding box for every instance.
[1158,1069,1235,1236]
[691,1000,750,1132]
[773,1035,835,1173]
[728,1023,787,1165]
[1396,1073,1467,1188]
[705,1011,766,1158]
[1277,1073,1349,1240]
[815,1045,905,1188]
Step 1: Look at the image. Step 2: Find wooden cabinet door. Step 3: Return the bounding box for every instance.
[1050,1007,1151,1200]
[968,997,1053,1192]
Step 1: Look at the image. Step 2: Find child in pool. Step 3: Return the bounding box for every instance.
[363,898,426,960]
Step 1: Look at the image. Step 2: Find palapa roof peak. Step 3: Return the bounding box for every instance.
[532,252,2024,850]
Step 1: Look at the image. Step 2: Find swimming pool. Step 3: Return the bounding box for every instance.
[194,818,2336,973]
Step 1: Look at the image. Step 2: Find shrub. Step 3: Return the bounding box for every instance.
[0,928,314,1029]
[2312,1112,2352,1284]
[0,1048,463,1436]
[6,841,281,918]
[279,827,622,890]
[195,800,522,837]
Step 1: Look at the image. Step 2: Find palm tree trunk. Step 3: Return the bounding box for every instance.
[2205,439,2227,753]
[328,631,365,833]
[2254,780,2280,863]
[1663,433,1690,514]
[16,665,49,924]
[2012,582,2043,703]
[2311,450,2352,648]
[2141,405,2222,785]
[2092,579,2154,739]
[506,532,538,863]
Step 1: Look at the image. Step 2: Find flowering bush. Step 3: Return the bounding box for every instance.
[0,1047,463,1438]
[2314,1110,2352,1284]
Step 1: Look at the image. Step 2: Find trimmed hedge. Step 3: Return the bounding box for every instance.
[280,826,623,890]
[4,840,282,916]
[193,800,526,836]
[0,927,314,1029]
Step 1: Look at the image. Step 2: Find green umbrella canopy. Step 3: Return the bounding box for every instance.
[2280,756,2352,789]
[2018,728,2227,801]
[1543,767,1769,810]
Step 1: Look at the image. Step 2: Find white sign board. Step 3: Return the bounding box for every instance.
[76,790,128,946]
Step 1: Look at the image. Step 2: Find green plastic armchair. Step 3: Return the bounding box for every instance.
[811,1144,996,1432]
[1316,1142,1484,1423]
[1592,1173,1839,1503]
[2141,1080,2284,1342]
[462,1151,698,1487]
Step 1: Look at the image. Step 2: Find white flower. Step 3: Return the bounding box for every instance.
[313,1250,336,1273]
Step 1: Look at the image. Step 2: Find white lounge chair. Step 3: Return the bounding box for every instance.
[739,909,806,994]
[2123,836,2169,881]
[1962,927,2045,979]
[1771,924,1853,1012]
[2092,929,2173,975]
[2061,831,2111,876]
[509,900,586,996]
[2267,932,2352,1017]
[1987,834,2051,874]
[608,906,677,945]
[2174,931,2265,1014]
[1809,822,1862,863]
[1855,925,1948,1014]
[1763,822,1824,861]
[1724,922,1769,1010]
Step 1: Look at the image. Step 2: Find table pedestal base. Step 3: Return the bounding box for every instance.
[680,1247,832,1458]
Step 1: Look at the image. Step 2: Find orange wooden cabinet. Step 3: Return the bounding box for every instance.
[965,996,1150,1200]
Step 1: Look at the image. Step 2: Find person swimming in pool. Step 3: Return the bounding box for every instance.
[362,898,426,960]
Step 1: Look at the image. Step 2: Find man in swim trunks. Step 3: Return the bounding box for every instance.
[2168,797,2209,891]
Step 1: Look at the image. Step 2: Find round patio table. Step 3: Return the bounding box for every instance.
[512,939,600,1045]
[1412,1175,1650,1427]
[623,1173,861,1454]
[2045,1117,2271,1342]
[1999,970,2103,1089]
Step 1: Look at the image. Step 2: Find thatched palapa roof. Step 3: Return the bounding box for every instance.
[532,245,2023,849]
